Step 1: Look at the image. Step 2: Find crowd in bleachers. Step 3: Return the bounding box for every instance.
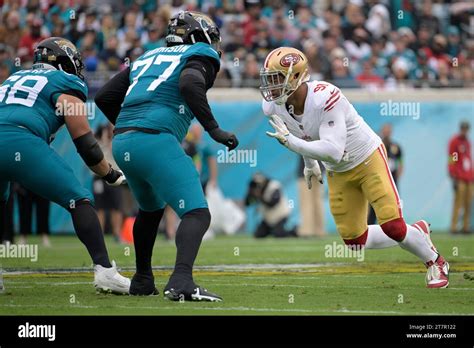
[0,0,472,93]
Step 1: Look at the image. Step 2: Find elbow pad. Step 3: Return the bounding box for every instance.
[73,131,104,166]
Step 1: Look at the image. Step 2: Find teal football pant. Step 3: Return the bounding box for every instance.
[0,126,93,208]
[112,131,207,217]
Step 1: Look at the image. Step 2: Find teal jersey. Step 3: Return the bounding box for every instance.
[0,68,88,142]
[116,43,220,142]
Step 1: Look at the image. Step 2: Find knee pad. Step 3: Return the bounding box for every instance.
[343,229,368,249]
[381,217,407,242]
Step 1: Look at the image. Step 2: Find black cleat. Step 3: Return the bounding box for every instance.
[164,286,222,302]
[129,272,159,296]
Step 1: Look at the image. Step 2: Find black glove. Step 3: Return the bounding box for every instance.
[208,128,239,150]
[103,164,126,186]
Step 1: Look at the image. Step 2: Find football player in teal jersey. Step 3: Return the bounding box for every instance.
[0,37,130,294]
[95,11,238,301]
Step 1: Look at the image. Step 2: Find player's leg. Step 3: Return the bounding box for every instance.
[363,145,448,288]
[327,170,397,249]
[462,182,472,233]
[450,180,463,233]
[3,134,129,293]
[113,132,166,295]
[148,133,220,301]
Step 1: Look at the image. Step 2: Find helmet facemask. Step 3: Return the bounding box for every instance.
[260,62,307,105]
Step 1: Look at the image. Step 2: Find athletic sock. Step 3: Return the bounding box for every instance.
[167,208,210,289]
[133,209,164,275]
[70,202,112,268]
[399,224,438,264]
[366,225,399,249]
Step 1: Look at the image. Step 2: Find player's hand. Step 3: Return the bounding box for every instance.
[266,114,289,146]
[304,162,323,189]
[209,127,239,150]
[103,165,127,186]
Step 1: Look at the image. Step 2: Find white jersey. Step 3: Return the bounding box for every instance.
[262,80,381,172]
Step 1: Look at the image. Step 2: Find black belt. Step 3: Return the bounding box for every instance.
[113,127,161,135]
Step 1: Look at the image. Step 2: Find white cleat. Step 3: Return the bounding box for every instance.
[425,255,449,289]
[412,220,449,288]
[94,260,131,295]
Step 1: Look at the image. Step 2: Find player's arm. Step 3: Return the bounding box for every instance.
[267,103,346,164]
[179,56,238,150]
[58,94,125,185]
[287,106,346,163]
[94,67,131,125]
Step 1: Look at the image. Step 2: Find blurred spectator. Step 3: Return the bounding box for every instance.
[0,0,471,89]
[241,53,260,87]
[245,173,296,238]
[93,124,124,242]
[0,62,11,84]
[297,157,325,237]
[17,17,45,63]
[448,121,473,234]
[368,124,403,224]
[329,51,359,88]
[344,27,371,63]
[0,10,23,51]
[16,185,51,247]
[99,36,122,71]
[390,35,417,75]
[356,60,384,89]
[386,58,411,89]
[365,3,390,39]
[427,34,451,75]
[418,0,440,36]
[446,26,461,58]
[143,26,165,51]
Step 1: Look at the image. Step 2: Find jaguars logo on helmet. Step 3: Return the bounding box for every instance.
[33,37,85,80]
[166,11,221,56]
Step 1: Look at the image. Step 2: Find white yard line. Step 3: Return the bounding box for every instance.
[0,303,471,316]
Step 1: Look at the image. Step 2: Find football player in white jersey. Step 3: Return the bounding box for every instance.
[260,47,448,288]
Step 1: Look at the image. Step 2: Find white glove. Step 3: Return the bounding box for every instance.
[266,114,289,146]
[303,162,323,189]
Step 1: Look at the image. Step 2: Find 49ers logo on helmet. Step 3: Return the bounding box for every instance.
[280,53,300,67]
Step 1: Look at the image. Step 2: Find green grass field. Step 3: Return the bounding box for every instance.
[1,233,473,315]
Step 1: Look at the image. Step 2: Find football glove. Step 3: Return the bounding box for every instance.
[209,127,239,150]
[304,162,323,189]
[103,165,127,186]
[266,114,289,146]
